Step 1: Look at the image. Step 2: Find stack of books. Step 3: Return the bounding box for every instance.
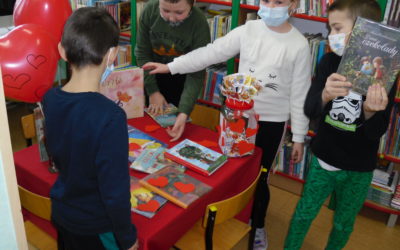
[391,178,400,210]
[367,168,399,207]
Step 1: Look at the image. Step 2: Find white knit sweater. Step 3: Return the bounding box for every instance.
[168,20,311,142]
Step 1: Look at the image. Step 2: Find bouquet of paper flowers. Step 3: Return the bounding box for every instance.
[218,73,262,157]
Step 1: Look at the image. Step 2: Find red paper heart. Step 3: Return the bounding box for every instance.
[27,54,47,69]
[246,127,258,137]
[228,119,245,133]
[148,176,168,187]
[144,125,161,132]
[174,182,195,193]
[129,143,142,151]
[237,141,255,155]
[136,200,160,213]
[197,140,218,148]
[3,74,31,89]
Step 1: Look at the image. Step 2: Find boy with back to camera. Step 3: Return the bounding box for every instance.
[284,0,396,249]
[42,7,138,250]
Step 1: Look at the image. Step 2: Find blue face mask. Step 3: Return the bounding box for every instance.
[257,4,290,27]
[100,49,115,84]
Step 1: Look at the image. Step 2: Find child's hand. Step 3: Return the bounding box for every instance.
[166,113,187,142]
[148,92,168,115]
[142,62,170,75]
[128,240,139,250]
[322,73,352,104]
[291,142,304,164]
[363,84,388,120]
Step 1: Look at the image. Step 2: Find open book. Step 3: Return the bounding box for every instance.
[337,17,400,95]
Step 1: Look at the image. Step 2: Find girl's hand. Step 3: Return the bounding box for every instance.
[322,73,352,104]
[363,84,388,120]
[166,113,187,142]
[291,142,304,164]
[148,92,168,115]
[142,62,170,75]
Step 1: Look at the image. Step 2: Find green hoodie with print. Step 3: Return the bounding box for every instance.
[135,0,211,115]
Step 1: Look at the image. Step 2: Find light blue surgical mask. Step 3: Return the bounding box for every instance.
[328,33,349,56]
[257,4,290,27]
[100,49,115,84]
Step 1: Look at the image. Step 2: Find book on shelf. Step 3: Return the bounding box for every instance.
[145,103,192,128]
[100,65,144,119]
[139,166,212,208]
[337,17,400,96]
[130,146,185,174]
[33,107,49,162]
[130,176,167,218]
[127,125,167,164]
[165,139,227,176]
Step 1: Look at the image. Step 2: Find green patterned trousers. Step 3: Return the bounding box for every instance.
[284,156,373,250]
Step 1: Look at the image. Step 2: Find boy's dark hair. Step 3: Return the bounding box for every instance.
[61,7,119,69]
[328,0,381,22]
[163,0,194,7]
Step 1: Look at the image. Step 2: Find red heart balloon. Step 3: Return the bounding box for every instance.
[0,24,59,103]
[14,0,72,43]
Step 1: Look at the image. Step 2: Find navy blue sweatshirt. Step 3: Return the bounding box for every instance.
[42,87,136,249]
[304,52,396,172]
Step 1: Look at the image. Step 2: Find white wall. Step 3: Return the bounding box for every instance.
[0,65,28,249]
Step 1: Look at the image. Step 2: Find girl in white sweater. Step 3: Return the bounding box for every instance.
[144,0,311,248]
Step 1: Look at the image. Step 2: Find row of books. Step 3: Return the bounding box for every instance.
[201,65,227,106]
[207,13,232,42]
[383,0,400,28]
[391,179,400,209]
[304,33,327,77]
[378,105,400,157]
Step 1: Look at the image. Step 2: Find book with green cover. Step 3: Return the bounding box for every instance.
[337,17,400,95]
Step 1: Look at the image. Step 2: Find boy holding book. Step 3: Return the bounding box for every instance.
[284,0,397,249]
[42,7,138,250]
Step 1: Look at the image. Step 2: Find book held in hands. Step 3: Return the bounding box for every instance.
[100,65,144,119]
[337,17,400,96]
[165,139,227,176]
[139,166,212,208]
[145,103,191,128]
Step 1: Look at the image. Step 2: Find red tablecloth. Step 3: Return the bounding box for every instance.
[14,115,262,250]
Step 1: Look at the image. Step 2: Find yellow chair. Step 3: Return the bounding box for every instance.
[190,104,220,131]
[18,185,56,249]
[174,167,266,250]
[21,113,35,146]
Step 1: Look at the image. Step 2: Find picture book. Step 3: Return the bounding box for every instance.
[33,107,49,162]
[127,125,167,164]
[130,176,167,218]
[139,166,212,208]
[337,17,400,95]
[145,103,191,128]
[100,65,144,119]
[130,146,184,174]
[165,139,227,176]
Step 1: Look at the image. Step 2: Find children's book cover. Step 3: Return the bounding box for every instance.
[165,139,227,176]
[100,66,144,119]
[130,176,167,218]
[128,125,167,164]
[130,146,184,174]
[139,166,212,208]
[145,103,191,128]
[33,107,49,162]
[337,17,400,95]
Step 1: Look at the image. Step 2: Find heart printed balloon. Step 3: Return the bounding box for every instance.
[0,24,59,103]
[13,0,72,42]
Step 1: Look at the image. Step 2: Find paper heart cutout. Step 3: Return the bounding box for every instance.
[3,74,31,89]
[129,143,142,151]
[27,54,47,69]
[246,127,258,138]
[148,176,168,187]
[229,119,245,133]
[174,182,195,193]
[144,125,161,132]
[197,140,218,148]
[237,141,255,155]
[136,200,160,213]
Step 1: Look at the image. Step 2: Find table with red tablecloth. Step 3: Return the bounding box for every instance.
[14,115,262,250]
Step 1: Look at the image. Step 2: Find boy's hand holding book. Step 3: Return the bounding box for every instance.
[322,73,352,105]
[143,62,170,75]
[363,84,389,120]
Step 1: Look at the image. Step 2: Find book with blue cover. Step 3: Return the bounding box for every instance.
[165,139,227,176]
